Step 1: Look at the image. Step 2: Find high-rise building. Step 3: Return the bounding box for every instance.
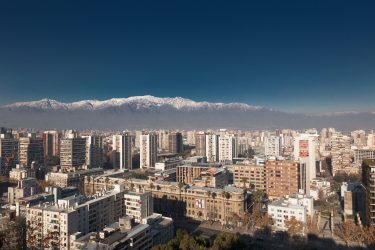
[0,131,19,176]
[112,133,132,170]
[293,133,318,193]
[218,134,237,162]
[367,132,375,149]
[331,133,351,175]
[140,132,158,169]
[43,130,60,157]
[265,159,302,199]
[82,135,103,168]
[206,133,219,162]
[354,149,375,167]
[168,132,183,154]
[60,137,86,171]
[195,131,206,157]
[362,159,375,226]
[265,135,282,157]
[19,135,44,167]
[185,130,196,145]
[231,161,266,190]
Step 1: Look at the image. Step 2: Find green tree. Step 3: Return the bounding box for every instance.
[212,232,247,250]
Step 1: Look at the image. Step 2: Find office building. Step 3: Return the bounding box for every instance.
[294,133,318,193]
[231,160,266,190]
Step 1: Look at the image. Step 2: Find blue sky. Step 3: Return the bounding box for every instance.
[0,0,375,113]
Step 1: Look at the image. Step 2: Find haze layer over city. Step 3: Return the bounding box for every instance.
[1,1,375,250]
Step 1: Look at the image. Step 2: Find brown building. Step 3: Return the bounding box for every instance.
[231,163,266,190]
[362,159,375,226]
[195,132,206,157]
[177,165,211,184]
[265,160,301,199]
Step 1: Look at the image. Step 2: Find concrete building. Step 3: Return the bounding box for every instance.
[45,168,104,191]
[9,164,36,181]
[82,135,103,168]
[126,179,249,225]
[361,159,375,226]
[331,133,352,175]
[0,134,19,176]
[168,132,183,154]
[26,185,126,250]
[19,136,44,166]
[268,192,314,232]
[60,137,87,171]
[112,133,133,170]
[43,130,60,157]
[265,159,302,199]
[206,133,219,162]
[70,216,153,250]
[341,182,365,222]
[140,132,158,169]
[124,191,153,223]
[351,130,367,148]
[193,167,230,188]
[218,134,237,163]
[354,148,375,167]
[155,157,182,171]
[8,177,39,204]
[265,135,282,157]
[294,133,318,193]
[142,213,174,246]
[195,131,206,157]
[231,160,266,190]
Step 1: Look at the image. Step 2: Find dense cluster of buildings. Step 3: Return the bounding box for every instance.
[2,126,375,248]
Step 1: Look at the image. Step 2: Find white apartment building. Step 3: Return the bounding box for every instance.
[218,134,237,163]
[265,135,282,157]
[124,191,153,223]
[112,133,132,170]
[140,133,158,169]
[294,133,318,194]
[26,185,126,250]
[268,192,314,232]
[206,133,219,162]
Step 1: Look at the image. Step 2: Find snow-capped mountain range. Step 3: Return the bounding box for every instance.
[4,96,263,111]
[1,95,374,130]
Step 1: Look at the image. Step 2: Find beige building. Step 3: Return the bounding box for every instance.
[26,185,126,250]
[231,161,266,190]
[19,136,44,166]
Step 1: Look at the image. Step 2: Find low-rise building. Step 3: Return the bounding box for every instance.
[70,216,153,250]
[268,192,314,232]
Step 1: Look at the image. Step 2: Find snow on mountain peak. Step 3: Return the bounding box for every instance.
[3,95,263,111]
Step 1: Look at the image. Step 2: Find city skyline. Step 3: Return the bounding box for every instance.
[1,1,375,112]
